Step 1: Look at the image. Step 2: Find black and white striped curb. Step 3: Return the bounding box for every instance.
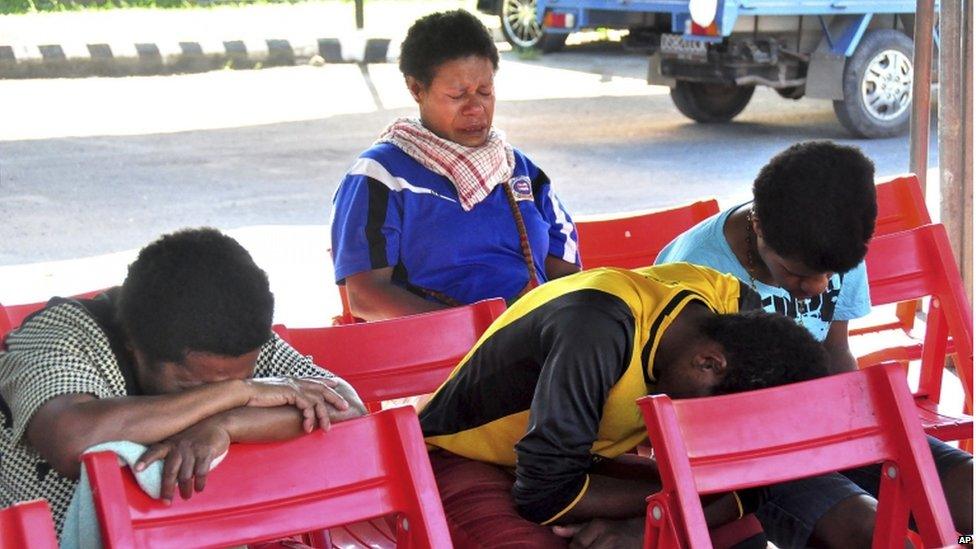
[0,36,401,78]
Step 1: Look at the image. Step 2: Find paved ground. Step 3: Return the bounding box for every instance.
[0,37,941,325]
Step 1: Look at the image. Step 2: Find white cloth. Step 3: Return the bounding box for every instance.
[61,440,225,549]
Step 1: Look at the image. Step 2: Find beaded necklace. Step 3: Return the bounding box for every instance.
[744,209,809,324]
[743,209,761,291]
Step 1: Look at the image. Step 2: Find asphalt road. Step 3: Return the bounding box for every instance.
[0,41,938,266]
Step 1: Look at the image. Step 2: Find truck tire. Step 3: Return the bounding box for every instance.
[670,81,755,123]
[833,30,914,138]
[500,0,568,52]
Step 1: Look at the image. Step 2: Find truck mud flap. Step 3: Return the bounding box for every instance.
[647,53,676,86]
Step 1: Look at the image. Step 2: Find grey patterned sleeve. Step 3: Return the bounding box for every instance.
[0,306,118,444]
[253,333,337,379]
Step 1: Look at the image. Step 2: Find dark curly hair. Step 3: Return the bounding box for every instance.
[753,141,877,273]
[399,9,499,86]
[118,228,274,365]
[702,310,829,394]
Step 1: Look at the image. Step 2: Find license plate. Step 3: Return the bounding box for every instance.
[660,34,708,59]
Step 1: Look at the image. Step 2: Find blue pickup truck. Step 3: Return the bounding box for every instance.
[477,0,921,138]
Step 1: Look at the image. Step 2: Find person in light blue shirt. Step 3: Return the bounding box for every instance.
[655,203,870,345]
[656,141,972,549]
[657,141,874,372]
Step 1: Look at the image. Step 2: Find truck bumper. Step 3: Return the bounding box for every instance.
[656,56,805,88]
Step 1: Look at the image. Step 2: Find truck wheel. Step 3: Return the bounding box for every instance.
[833,30,913,138]
[670,81,755,123]
[500,0,568,52]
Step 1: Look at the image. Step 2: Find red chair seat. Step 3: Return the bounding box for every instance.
[915,398,974,443]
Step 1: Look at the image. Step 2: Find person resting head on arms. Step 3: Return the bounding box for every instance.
[656,142,972,548]
[331,9,580,321]
[418,263,829,548]
[0,227,366,537]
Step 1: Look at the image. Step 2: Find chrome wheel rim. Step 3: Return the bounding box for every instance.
[860,49,913,122]
[502,0,543,48]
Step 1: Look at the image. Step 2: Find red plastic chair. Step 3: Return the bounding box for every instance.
[857,224,973,447]
[1,289,106,339]
[851,174,933,337]
[638,363,960,549]
[874,174,932,238]
[0,499,59,549]
[0,309,11,342]
[84,407,451,549]
[576,199,720,269]
[333,285,361,325]
[281,300,505,548]
[279,298,506,412]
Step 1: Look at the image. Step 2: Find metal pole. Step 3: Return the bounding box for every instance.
[909,0,936,191]
[938,0,973,301]
[938,0,967,291]
[355,0,364,30]
[939,0,962,238]
[962,0,972,301]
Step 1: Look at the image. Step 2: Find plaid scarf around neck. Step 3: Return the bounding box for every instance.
[378,118,516,211]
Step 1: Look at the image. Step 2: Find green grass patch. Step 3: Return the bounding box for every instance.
[515,46,541,61]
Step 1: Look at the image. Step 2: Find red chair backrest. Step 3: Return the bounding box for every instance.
[0,310,11,343]
[1,289,106,339]
[84,407,451,549]
[279,298,506,407]
[864,224,973,407]
[0,500,59,549]
[874,174,931,237]
[576,199,720,269]
[638,363,958,549]
[850,174,932,339]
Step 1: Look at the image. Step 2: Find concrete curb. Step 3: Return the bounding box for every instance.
[0,35,400,79]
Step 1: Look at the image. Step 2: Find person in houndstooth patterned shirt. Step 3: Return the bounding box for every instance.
[0,227,366,537]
